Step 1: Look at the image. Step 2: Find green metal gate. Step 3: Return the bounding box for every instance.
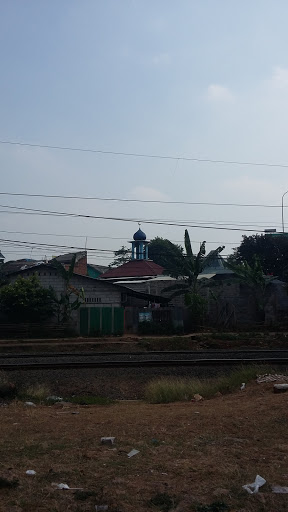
[79,307,124,336]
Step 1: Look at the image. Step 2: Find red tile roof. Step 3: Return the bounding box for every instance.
[101,260,164,279]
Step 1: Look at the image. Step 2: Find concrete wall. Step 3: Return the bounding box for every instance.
[9,267,122,306]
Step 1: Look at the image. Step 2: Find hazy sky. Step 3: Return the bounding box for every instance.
[1,1,288,265]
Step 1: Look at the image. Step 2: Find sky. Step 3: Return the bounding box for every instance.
[1,1,288,265]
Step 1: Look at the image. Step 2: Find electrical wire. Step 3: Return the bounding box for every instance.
[0,229,240,244]
[2,139,288,170]
[0,204,265,232]
[0,190,286,209]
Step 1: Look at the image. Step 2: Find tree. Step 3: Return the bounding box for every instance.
[225,256,275,321]
[148,237,184,276]
[109,246,131,268]
[0,275,55,323]
[229,234,288,281]
[51,255,84,323]
[165,230,224,326]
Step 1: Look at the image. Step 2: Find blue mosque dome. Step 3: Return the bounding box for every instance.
[133,228,146,241]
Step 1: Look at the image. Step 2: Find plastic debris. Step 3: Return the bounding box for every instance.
[95,506,109,511]
[274,384,288,393]
[52,482,83,490]
[242,475,266,494]
[193,394,204,402]
[24,401,36,407]
[55,483,70,489]
[240,383,246,391]
[26,470,36,475]
[127,449,140,458]
[101,437,115,445]
[257,373,288,384]
[272,485,288,493]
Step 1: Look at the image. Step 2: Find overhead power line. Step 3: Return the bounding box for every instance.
[0,229,240,245]
[0,203,264,232]
[0,238,116,253]
[2,139,288,169]
[0,191,286,209]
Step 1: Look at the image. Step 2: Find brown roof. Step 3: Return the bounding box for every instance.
[101,260,164,279]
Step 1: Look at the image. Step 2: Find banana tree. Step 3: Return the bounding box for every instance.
[165,230,225,298]
[51,255,85,323]
[165,230,224,327]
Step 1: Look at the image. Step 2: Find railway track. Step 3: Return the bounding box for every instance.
[1,350,288,370]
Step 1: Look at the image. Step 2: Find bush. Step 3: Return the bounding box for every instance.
[0,276,55,323]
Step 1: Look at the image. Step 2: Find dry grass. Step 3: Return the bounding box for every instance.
[0,383,288,511]
[20,383,51,403]
[145,366,272,403]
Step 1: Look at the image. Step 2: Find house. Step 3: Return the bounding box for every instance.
[1,258,42,275]
[52,251,88,276]
[87,263,109,279]
[7,258,168,335]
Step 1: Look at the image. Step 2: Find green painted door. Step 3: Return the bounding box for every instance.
[114,307,124,335]
[102,307,113,335]
[80,308,89,336]
[90,308,101,336]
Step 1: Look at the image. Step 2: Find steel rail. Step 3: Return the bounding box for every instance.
[1,349,288,359]
[1,358,288,370]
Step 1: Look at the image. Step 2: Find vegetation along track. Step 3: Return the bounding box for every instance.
[1,349,288,370]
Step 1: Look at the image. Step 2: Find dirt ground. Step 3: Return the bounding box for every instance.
[0,383,288,512]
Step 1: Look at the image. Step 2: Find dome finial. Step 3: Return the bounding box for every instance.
[133,225,146,241]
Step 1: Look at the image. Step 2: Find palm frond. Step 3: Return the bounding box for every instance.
[184,230,193,259]
[51,259,68,281]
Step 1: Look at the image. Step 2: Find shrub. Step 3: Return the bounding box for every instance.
[0,275,55,323]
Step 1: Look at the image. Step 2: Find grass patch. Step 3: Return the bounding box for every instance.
[20,383,51,403]
[67,395,114,406]
[145,365,272,403]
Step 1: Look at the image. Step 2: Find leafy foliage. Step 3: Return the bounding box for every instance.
[229,233,288,281]
[109,246,131,267]
[148,237,184,276]
[0,275,55,323]
[51,255,84,323]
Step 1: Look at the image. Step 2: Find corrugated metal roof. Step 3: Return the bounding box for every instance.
[101,260,164,279]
